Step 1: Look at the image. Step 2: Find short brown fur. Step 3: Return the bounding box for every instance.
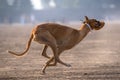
[8,16,105,73]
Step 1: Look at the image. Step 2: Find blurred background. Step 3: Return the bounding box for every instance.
[0,0,120,24]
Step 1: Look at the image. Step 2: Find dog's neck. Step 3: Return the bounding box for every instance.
[78,23,92,42]
[85,23,92,31]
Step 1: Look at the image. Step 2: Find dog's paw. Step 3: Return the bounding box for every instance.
[66,64,71,67]
[41,71,46,75]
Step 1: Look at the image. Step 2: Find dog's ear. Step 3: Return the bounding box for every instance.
[85,16,89,21]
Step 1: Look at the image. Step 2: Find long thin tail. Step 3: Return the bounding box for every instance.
[8,34,33,56]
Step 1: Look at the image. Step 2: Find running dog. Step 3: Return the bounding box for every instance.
[8,16,105,73]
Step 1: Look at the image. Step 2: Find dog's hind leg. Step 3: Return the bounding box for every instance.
[42,46,71,73]
[54,51,71,67]
[41,42,58,73]
[42,56,55,73]
[36,30,58,73]
[37,30,71,73]
[41,45,50,59]
[48,50,71,67]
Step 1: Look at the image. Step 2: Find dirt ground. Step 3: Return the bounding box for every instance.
[0,22,120,80]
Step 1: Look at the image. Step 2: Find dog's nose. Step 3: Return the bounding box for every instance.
[99,21,105,28]
[101,21,105,26]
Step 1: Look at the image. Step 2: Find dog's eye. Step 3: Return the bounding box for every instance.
[95,21,101,27]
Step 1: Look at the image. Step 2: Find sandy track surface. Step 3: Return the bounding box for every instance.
[0,23,120,80]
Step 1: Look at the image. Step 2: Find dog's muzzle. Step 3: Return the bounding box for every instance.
[95,21,105,30]
[96,21,101,27]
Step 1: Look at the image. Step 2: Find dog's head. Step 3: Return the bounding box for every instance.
[84,16,105,30]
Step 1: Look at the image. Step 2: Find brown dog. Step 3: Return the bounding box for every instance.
[8,16,105,73]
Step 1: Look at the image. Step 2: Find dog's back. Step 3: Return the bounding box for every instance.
[34,23,77,40]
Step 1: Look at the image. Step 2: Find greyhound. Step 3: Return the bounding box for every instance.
[8,16,105,73]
